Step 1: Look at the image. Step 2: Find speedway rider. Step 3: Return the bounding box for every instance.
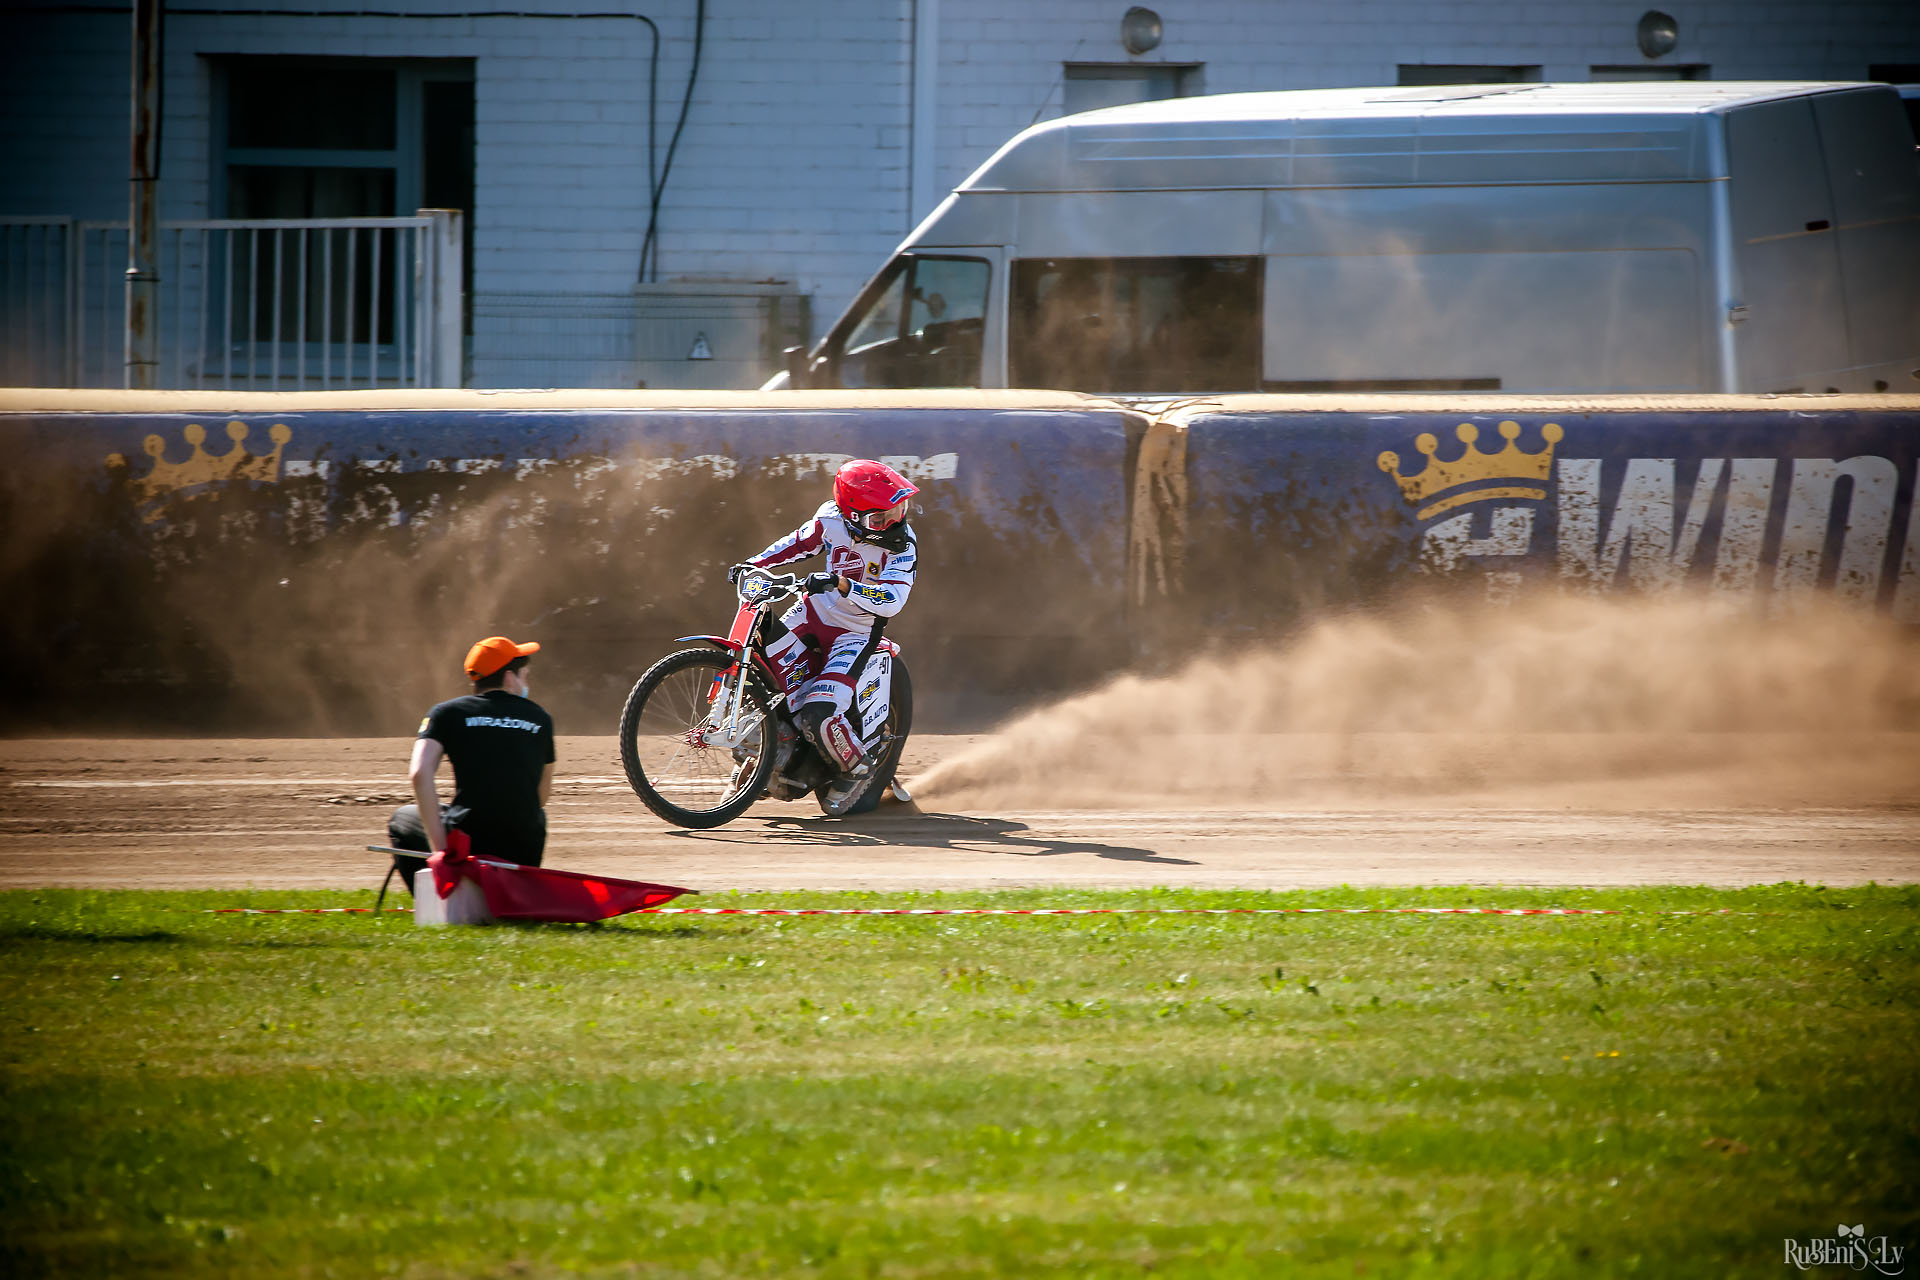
[731,458,918,783]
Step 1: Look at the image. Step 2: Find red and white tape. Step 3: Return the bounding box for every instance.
[633,905,1755,916]
[212,906,412,914]
[638,906,1627,916]
[206,905,1743,917]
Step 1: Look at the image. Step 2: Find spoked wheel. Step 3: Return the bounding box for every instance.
[818,659,914,818]
[620,648,777,829]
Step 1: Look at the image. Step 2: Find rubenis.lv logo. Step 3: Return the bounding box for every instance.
[1783,1224,1907,1274]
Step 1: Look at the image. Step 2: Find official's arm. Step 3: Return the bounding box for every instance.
[408,737,448,852]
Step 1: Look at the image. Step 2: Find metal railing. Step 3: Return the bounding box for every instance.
[0,217,77,387]
[0,210,462,390]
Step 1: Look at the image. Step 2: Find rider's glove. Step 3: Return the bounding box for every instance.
[803,571,841,597]
[727,563,751,586]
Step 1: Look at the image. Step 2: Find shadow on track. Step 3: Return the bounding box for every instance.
[665,809,1199,866]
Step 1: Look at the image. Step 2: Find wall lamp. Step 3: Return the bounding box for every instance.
[1121,6,1162,56]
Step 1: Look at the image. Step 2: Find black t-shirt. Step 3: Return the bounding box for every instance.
[418,690,556,859]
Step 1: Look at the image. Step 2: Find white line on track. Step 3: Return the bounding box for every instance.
[11,779,400,788]
[11,774,638,790]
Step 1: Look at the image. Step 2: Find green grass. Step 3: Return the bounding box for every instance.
[2,884,1916,1278]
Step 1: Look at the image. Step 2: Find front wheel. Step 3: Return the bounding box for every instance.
[620,648,776,829]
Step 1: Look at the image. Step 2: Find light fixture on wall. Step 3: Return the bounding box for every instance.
[1121,6,1163,56]
[1636,10,1679,59]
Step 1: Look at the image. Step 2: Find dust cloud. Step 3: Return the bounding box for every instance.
[172,457,800,736]
[5,448,778,735]
[8,438,1090,736]
[914,592,1920,811]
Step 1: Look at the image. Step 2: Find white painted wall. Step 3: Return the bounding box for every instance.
[931,0,1920,199]
[3,0,1915,387]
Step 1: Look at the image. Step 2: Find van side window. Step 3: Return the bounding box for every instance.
[1009,257,1260,393]
[822,255,989,389]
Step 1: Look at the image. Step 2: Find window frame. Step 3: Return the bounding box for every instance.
[1061,62,1204,115]
[209,55,476,219]
[817,253,993,389]
[1396,64,1541,86]
[1588,65,1711,81]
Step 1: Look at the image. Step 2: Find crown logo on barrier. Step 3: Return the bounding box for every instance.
[106,421,293,521]
[1377,420,1562,521]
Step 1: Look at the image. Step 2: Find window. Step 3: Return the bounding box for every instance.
[1009,257,1259,393]
[821,255,990,389]
[1397,65,1540,86]
[1062,63,1202,115]
[1589,65,1709,80]
[218,57,476,220]
[215,57,475,342]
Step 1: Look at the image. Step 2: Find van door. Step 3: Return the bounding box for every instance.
[1812,89,1920,389]
[1725,100,1849,391]
[810,254,994,389]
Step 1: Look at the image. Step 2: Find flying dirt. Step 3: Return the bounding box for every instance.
[913,592,1920,812]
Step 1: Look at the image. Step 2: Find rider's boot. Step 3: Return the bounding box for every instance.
[796,702,877,815]
[796,702,867,776]
[821,779,861,812]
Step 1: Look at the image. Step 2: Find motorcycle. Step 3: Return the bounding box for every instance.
[618,566,914,828]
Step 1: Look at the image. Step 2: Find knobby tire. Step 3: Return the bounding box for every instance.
[620,648,776,829]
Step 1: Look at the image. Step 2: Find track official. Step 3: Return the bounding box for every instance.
[385,635,556,895]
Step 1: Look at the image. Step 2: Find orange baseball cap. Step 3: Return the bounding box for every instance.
[464,635,540,679]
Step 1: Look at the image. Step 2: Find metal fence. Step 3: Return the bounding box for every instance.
[0,211,462,389]
[0,217,76,387]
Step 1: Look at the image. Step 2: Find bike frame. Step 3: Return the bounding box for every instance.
[712,599,763,730]
[673,571,802,742]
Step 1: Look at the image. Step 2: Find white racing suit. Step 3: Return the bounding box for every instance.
[745,501,916,773]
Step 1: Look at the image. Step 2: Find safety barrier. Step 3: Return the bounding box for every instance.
[1139,395,1920,636]
[5,389,1918,732]
[0,390,1139,732]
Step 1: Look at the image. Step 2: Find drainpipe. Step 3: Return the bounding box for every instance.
[909,0,938,229]
[126,0,163,389]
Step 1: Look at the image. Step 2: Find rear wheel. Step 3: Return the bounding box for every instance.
[820,658,914,817]
[620,648,776,829]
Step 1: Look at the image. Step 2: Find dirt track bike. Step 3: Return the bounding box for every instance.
[618,567,914,828]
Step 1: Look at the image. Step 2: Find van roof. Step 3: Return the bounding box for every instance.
[957,81,1887,191]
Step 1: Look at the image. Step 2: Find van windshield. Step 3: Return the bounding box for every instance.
[1010,257,1260,393]
[824,255,990,388]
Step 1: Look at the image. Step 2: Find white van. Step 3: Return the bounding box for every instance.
[778,82,1920,396]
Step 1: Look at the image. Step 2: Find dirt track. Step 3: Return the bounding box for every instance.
[3,735,1916,892]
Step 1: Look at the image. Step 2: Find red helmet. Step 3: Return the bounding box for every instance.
[833,459,918,545]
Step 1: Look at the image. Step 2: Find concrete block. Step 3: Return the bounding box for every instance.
[415,869,492,925]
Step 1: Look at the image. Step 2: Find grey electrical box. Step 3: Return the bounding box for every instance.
[632,281,809,390]
[472,292,638,388]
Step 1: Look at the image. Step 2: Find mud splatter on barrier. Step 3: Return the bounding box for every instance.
[915,591,1920,811]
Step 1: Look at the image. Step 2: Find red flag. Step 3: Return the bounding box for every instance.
[428,830,693,921]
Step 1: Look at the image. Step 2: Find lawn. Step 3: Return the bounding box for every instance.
[2,884,1916,1278]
